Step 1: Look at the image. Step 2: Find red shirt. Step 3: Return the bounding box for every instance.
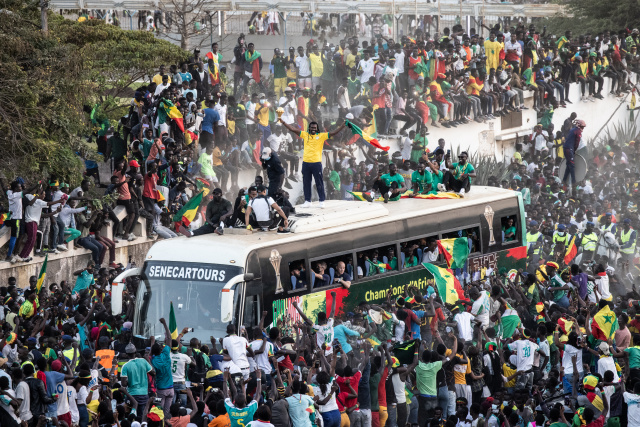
[430,307,446,334]
[142,172,158,199]
[585,415,605,427]
[409,56,422,80]
[113,170,131,200]
[336,371,361,410]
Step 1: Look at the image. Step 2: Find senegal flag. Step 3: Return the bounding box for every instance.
[348,191,373,202]
[36,254,48,293]
[345,120,390,152]
[158,99,184,132]
[392,339,419,365]
[185,130,198,145]
[169,301,178,339]
[172,191,204,226]
[437,237,469,269]
[592,305,619,341]
[557,317,573,334]
[556,35,569,50]
[564,235,578,265]
[422,263,465,305]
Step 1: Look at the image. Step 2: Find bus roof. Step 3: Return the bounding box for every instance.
[144,186,519,266]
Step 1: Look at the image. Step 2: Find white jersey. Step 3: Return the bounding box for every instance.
[507,339,539,371]
[170,352,192,382]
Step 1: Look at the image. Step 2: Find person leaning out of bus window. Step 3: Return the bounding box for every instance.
[503,217,517,242]
[313,261,331,288]
[444,150,476,198]
[244,185,290,233]
[291,261,307,290]
[332,261,352,289]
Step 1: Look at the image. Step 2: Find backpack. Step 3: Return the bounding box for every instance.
[188,349,207,383]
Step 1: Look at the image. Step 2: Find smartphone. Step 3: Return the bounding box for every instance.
[102,385,108,392]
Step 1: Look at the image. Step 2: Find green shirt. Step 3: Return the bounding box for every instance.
[347,78,361,99]
[625,347,640,369]
[231,105,247,129]
[198,152,215,177]
[550,275,566,301]
[411,136,428,163]
[503,226,517,241]
[415,360,442,396]
[452,162,475,183]
[142,138,154,158]
[381,173,405,188]
[271,56,287,79]
[430,170,443,193]
[370,372,381,410]
[121,358,153,396]
[321,58,336,81]
[411,170,432,192]
[329,170,341,191]
[108,134,127,159]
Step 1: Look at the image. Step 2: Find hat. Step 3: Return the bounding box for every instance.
[529,220,538,226]
[6,332,17,345]
[586,221,595,226]
[345,113,355,120]
[125,342,137,354]
[206,369,223,378]
[258,92,266,98]
[128,160,140,167]
[583,375,599,390]
[122,321,133,331]
[624,218,632,224]
[261,147,273,160]
[62,335,73,342]
[284,87,293,93]
[590,52,597,57]
[598,341,611,355]
[546,262,559,269]
[485,341,497,351]
[536,302,545,313]
[27,337,37,344]
[148,406,165,422]
[456,397,468,405]
[212,188,223,194]
[287,81,297,87]
[51,360,62,371]
[437,73,447,79]
[634,28,639,34]
[557,224,566,231]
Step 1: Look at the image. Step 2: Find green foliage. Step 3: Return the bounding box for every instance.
[543,0,640,34]
[0,0,188,184]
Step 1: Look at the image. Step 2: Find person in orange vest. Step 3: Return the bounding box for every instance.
[95,336,117,381]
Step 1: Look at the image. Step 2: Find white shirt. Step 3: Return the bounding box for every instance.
[507,340,539,371]
[77,385,88,407]
[533,130,549,152]
[358,58,375,83]
[268,132,290,152]
[214,104,227,127]
[170,352,193,382]
[50,189,66,217]
[596,274,612,300]
[400,137,412,160]
[246,101,256,125]
[0,389,19,423]
[598,356,619,382]
[625,392,640,426]
[154,82,170,96]
[423,248,439,264]
[295,55,311,77]
[561,343,583,375]
[313,318,335,354]
[59,205,87,227]
[278,97,296,124]
[68,385,79,423]
[392,372,406,403]
[471,291,491,327]
[394,51,405,73]
[313,384,340,412]
[7,190,23,220]
[56,380,70,416]
[24,195,49,224]
[16,380,32,421]
[248,196,275,222]
[250,339,274,374]
[454,312,474,341]
[504,40,523,57]
[222,335,250,369]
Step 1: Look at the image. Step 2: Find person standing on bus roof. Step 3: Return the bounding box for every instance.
[222,324,255,381]
[444,151,476,197]
[260,147,285,199]
[278,118,346,209]
[292,291,337,355]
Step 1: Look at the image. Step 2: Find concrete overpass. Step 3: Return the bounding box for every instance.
[49,0,565,18]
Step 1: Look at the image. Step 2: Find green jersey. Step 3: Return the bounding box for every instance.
[411,170,432,192]
[452,162,475,183]
[271,56,287,79]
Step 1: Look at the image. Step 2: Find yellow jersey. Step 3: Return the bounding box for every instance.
[301,131,329,163]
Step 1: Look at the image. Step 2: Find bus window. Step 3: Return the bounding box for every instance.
[501,215,519,243]
[356,245,398,278]
[310,254,354,289]
[441,226,481,254]
[288,259,308,291]
[401,236,439,266]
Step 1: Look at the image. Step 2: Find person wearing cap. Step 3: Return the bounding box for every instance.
[279,117,345,208]
[619,218,637,276]
[546,262,571,308]
[600,212,617,235]
[268,124,299,181]
[552,223,569,252]
[121,341,155,416]
[260,147,285,198]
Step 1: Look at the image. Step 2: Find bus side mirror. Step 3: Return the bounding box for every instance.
[244,273,255,281]
[221,288,235,323]
[111,268,141,316]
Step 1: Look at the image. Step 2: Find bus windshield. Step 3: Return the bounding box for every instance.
[134,261,243,342]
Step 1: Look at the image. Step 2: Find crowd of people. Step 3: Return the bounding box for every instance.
[3,12,640,427]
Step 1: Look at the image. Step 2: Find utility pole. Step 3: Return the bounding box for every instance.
[41,0,48,34]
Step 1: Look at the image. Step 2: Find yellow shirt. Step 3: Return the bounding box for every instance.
[212,147,223,166]
[345,53,356,69]
[453,353,471,385]
[503,363,517,388]
[309,53,324,77]
[256,104,270,127]
[152,73,171,86]
[301,131,329,163]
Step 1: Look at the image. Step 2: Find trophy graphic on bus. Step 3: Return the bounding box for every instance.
[270,249,284,294]
[484,205,496,246]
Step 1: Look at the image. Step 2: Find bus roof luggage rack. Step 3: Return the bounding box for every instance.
[289,201,389,233]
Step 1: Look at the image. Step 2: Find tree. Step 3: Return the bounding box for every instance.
[152,0,209,50]
[544,0,640,34]
[0,0,188,184]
